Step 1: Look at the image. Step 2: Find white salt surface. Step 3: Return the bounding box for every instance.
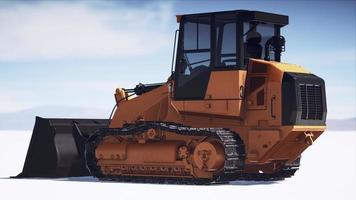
[0,130,355,200]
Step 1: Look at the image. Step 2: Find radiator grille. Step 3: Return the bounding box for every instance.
[300,84,323,120]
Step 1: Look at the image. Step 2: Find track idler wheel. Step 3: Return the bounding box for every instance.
[193,140,225,172]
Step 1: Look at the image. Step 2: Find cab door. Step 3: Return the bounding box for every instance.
[172,13,246,118]
[174,15,212,100]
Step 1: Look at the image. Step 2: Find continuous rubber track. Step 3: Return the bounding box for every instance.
[84,121,299,184]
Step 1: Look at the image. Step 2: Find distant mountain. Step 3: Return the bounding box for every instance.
[0,106,355,131]
[326,118,356,131]
[0,105,110,130]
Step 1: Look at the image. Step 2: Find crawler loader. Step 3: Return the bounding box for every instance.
[16,10,327,183]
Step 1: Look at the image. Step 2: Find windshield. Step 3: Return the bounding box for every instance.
[243,22,277,63]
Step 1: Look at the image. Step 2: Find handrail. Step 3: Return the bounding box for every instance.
[171,29,180,76]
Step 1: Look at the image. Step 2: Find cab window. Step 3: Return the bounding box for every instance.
[215,14,237,68]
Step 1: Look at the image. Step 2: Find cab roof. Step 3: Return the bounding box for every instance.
[176,10,289,26]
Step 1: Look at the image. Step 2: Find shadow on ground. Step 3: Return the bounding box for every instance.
[2,176,278,186]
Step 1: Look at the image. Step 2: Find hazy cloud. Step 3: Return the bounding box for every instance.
[284,49,356,68]
[0,1,174,61]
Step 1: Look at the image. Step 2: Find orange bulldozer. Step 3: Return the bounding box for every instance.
[16,10,327,184]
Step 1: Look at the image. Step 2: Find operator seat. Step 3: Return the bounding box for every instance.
[244,31,263,59]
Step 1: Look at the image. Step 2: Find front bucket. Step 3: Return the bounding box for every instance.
[15,116,108,178]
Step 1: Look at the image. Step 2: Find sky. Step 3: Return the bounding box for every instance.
[0,0,355,119]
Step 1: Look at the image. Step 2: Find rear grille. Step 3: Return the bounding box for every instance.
[282,72,326,125]
[299,84,323,120]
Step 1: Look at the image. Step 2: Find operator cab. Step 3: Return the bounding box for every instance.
[174,10,288,100]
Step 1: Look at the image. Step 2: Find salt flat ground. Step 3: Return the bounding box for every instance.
[0,130,355,200]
